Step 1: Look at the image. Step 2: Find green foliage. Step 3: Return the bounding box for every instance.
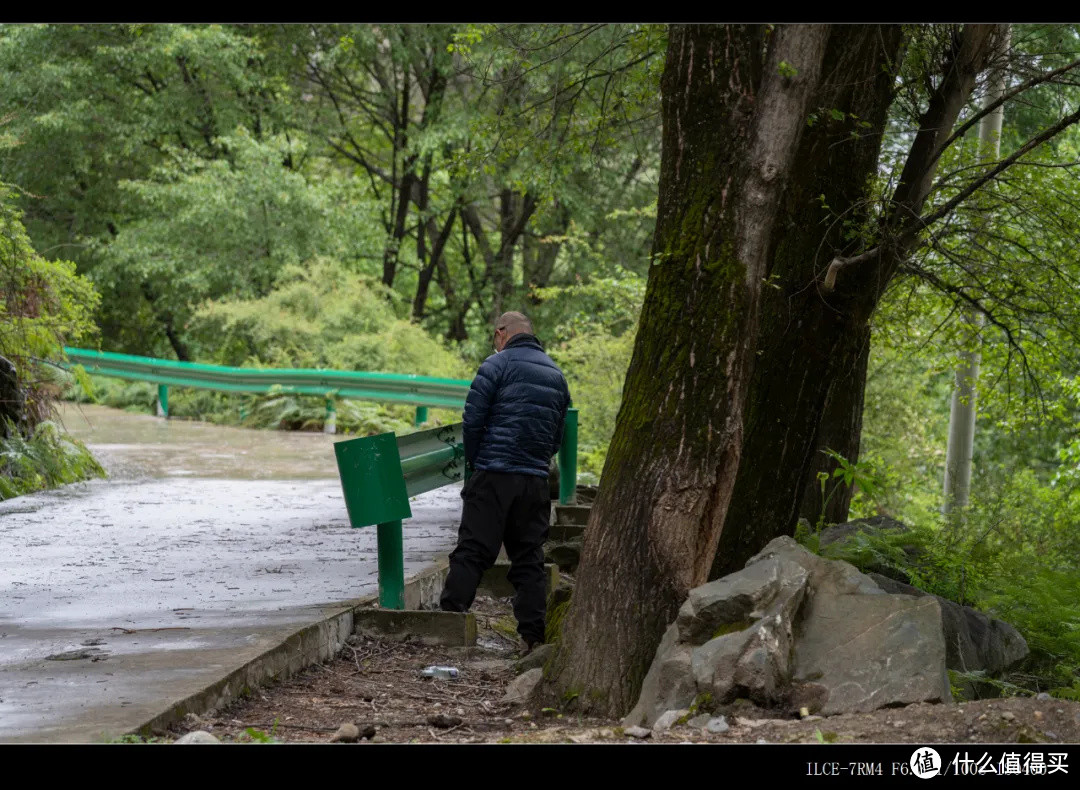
[245,392,415,436]
[849,234,1080,694]
[242,725,278,744]
[0,420,105,500]
[191,258,469,377]
[814,448,886,531]
[684,691,714,719]
[92,130,383,355]
[0,184,99,361]
[107,733,169,744]
[59,256,474,433]
[801,469,1080,692]
[536,264,645,480]
[533,263,647,344]
[549,331,635,482]
[0,24,293,355]
[0,179,100,422]
[0,169,103,499]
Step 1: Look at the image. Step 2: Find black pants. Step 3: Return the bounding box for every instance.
[439,470,550,644]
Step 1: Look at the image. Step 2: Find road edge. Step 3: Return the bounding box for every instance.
[132,557,452,739]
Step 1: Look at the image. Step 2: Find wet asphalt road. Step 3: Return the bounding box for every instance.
[0,404,463,742]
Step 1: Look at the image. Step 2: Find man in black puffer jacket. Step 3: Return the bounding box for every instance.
[439,311,571,651]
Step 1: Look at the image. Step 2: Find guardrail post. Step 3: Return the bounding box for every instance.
[414,406,428,426]
[558,407,579,505]
[156,385,168,418]
[376,520,406,609]
[324,399,337,435]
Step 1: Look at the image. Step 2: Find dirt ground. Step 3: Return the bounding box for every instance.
[168,592,1080,745]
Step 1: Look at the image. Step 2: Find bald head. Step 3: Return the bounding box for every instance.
[494,311,534,351]
[497,311,533,335]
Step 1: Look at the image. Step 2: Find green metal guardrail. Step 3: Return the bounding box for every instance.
[60,346,580,607]
[334,410,579,609]
[62,347,470,428]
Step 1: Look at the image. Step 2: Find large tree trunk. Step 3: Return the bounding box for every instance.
[797,329,871,528]
[710,24,997,577]
[710,25,903,576]
[546,24,831,717]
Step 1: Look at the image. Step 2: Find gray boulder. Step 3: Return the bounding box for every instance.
[746,536,883,596]
[754,537,951,713]
[818,515,910,549]
[624,553,809,727]
[868,573,1028,675]
[675,554,809,643]
[502,667,543,705]
[625,536,952,726]
[174,730,220,744]
[793,592,950,714]
[706,716,729,733]
[686,557,809,706]
[816,517,1028,678]
[513,642,555,675]
[653,708,689,731]
[622,623,698,727]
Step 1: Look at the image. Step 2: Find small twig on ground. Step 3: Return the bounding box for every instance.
[426,720,467,740]
[344,644,368,674]
[313,662,349,677]
[110,626,192,634]
[236,722,338,733]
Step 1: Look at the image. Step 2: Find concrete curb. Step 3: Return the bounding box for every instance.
[132,558,453,739]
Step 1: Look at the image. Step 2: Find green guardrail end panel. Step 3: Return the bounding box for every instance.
[334,432,412,528]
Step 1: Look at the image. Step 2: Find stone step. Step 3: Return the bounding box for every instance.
[548,524,585,543]
[477,561,559,599]
[353,609,476,646]
[554,504,591,527]
[575,484,599,505]
[545,542,580,573]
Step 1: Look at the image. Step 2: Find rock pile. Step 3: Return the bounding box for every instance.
[624,536,954,728]
[817,517,1028,676]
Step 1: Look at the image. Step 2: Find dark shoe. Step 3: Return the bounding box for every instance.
[520,638,543,657]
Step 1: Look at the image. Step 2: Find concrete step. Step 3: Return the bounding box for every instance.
[495,523,583,554]
[354,609,476,646]
[477,561,559,599]
[548,524,585,543]
[575,484,599,505]
[554,504,590,526]
[545,542,580,573]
